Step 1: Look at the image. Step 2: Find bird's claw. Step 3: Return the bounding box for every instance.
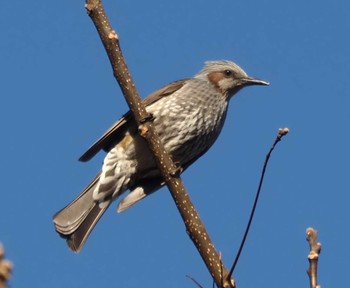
[140,113,155,124]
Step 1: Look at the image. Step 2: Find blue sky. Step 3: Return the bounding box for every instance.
[1,0,349,287]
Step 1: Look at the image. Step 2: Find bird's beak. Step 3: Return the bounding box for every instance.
[241,77,270,87]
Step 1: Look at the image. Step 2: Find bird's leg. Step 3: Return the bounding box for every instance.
[138,113,155,137]
[139,113,154,124]
[170,161,183,177]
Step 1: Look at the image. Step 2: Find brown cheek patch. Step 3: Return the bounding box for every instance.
[207,72,225,92]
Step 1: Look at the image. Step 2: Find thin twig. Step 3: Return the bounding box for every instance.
[84,1,235,287]
[186,275,205,288]
[306,227,321,288]
[226,128,289,281]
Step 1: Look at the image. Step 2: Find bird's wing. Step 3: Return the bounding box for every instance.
[142,79,188,106]
[79,79,188,162]
[78,113,132,162]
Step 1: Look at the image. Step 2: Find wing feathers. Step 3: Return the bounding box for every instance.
[79,79,188,162]
[79,114,131,162]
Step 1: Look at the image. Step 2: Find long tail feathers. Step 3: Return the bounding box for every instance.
[53,173,110,252]
[54,175,164,252]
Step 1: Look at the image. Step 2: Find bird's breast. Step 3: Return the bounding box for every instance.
[146,85,229,164]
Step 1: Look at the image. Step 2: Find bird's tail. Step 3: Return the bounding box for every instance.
[53,173,110,252]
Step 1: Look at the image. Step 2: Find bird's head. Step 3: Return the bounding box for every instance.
[195,60,269,99]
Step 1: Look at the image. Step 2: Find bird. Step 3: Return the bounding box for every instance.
[53,60,269,252]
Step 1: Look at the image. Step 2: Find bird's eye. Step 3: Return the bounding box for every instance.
[224,70,233,77]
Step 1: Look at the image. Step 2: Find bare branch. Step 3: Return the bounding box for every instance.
[227,128,289,280]
[0,244,13,288]
[84,1,235,286]
[186,275,205,288]
[306,227,321,288]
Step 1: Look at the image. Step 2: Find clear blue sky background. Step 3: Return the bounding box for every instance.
[1,0,349,287]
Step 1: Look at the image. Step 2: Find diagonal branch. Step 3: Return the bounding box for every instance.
[84,1,235,287]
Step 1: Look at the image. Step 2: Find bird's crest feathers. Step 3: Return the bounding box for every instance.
[196,60,248,78]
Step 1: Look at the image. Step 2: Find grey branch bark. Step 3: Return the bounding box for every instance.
[84,1,235,287]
